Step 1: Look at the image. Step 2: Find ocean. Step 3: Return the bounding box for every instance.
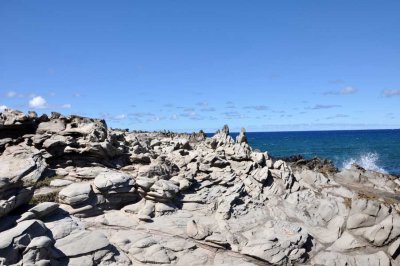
[212,129,400,175]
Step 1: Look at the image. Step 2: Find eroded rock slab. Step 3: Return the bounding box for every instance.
[0,109,399,265]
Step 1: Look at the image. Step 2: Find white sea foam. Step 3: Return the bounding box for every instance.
[342,152,387,173]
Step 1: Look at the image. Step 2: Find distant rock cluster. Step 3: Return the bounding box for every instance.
[1,108,400,265]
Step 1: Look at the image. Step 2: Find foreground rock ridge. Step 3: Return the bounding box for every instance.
[1,109,400,266]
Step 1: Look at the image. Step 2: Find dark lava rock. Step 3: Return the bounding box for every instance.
[278,155,339,175]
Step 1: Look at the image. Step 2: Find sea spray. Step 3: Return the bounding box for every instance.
[342,152,387,173]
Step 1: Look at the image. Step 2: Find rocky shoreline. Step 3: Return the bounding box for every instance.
[1,109,400,265]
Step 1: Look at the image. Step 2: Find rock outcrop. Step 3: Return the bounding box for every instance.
[1,108,400,265]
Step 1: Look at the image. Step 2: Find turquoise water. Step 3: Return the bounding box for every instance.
[218,129,400,175]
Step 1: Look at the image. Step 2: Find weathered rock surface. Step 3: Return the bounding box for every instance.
[0,108,400,265]
[0,144,47,217]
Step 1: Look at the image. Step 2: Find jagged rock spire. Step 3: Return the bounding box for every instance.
[236,127,248,144]
[221,124,229,135]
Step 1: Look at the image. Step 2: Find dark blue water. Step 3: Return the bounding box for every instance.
[209,129,400,175]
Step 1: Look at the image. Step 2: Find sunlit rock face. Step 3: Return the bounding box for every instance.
[0,109,400,265]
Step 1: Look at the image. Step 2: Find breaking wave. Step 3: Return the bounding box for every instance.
[342,152,387,173]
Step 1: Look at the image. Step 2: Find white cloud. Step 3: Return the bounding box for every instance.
[0,105,7,111]
[383,89,400,97]
[340,86,357,94]
[310,104,341,110]
[200,107,216,112]
[222,111,248,119]
[114,114,127,120]
[29,96,47,109]
[326,114,350,119]
[99,113,129,122]
[243,105,269,111]
[61,103,72,109]
[196,101,208,107]
[6,91,17,98]
[324,86,358,95]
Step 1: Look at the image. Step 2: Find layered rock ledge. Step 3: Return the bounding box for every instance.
[1,109,400,265]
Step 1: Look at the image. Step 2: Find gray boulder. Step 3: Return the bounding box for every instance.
[58,183,93,206]
[54,230,110,257]
[0,145,47,217]
[0,220,50,264]
[22,236,59,266]
[36,119,66,134]
[93,171,135,193]
[17,202,59,222]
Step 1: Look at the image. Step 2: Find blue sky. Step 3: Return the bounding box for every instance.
[1,1,399,132]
